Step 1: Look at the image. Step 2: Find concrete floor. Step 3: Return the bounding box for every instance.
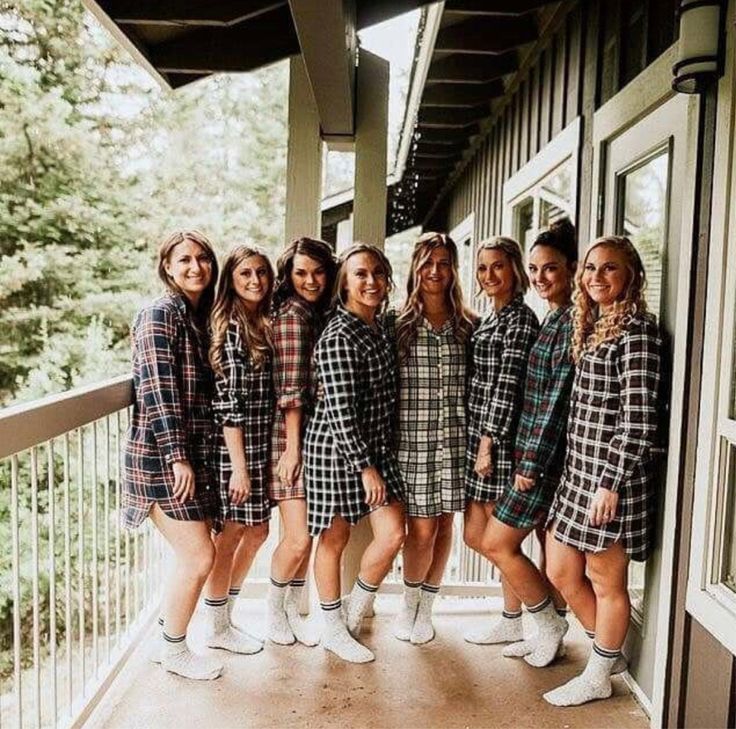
[85,597,648,729]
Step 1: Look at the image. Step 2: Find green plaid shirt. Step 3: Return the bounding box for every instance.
[514,304,574,481]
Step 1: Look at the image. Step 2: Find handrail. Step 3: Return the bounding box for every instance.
[0,375,134,459]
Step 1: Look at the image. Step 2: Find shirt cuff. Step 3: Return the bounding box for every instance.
[278,391,306,410]
[515,459,540,480]
[598,469,622,494]
[163,444,188,464]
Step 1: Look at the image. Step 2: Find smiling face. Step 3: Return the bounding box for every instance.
[164,238,213,306]
[232,254,271,311]
[528,245,574,308]
[291,252,327,305]
[581,244,631,310]
[343,251,388,318]
[476,248,516,303]
[418,245,453,299]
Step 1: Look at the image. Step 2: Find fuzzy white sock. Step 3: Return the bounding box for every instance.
[267,578,296,645]
[523,599,569,667]
[285,579,318,647]
[161,633,223,680]
[345,577,378,636]
[321,600,374,664]
[544,645,618,706]
[393,582,421,641]
[204,597,263,654]
[464,610,523,645]
[410,584,439,645]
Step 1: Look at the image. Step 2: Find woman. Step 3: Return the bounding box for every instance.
[303,243,405,664]
[544,236,661,707]
[203,245,276,657]
[122,230,223,680]
[462,236,539,645]
[478,220,577,666]
[388,232,475,645]
[267,237,337,646]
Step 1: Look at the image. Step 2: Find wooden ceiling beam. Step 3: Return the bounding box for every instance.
[101,0,287,26]
[418,106,488,128]
[415,127,475,144]
[150,5,299,73]
[408,158,456,171]
[413,141,464,155]
[289,0,357,138]
[435,15,538,54]
[426,52,518,83]
[421,80,504,106]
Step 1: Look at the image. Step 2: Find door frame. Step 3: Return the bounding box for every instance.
[589,43,700,725]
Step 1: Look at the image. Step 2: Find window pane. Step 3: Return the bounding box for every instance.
[719,440,736,592]
[514,198,534,252]
[618,151,669,315]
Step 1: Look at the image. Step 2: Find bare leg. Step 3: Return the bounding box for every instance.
[271,499,312,581]
[203,521,245,600]
[359,502,406,585]
[314,517,351,602]
[229,521,269,591]
[545,529,596,632]
[586,543,630,649]
[536,526,566,611]
[402,516,439,583]
[424,513,455,586]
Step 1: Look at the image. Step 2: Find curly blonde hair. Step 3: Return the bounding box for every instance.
[210,245,274,375]
[395,232,476,362]
[572,236,648,362]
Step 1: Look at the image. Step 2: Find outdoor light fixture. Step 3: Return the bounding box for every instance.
[672,0,724,93]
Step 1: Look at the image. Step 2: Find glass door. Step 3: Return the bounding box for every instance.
[597,92,690,701]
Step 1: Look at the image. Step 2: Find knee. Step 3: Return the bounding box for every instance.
[189,541,216,581]
[382,526,405,557]
[479,534,509,566]
[244,522,269,549]
[546,562,575,596]
[319,527,350,554]
[463,527,481,552]
[285,533,312,560]
[408,524,438,551]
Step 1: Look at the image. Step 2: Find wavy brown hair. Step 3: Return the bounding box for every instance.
[395,232,476,362]
[209,245,274,375]
[572,235,649,362]
[476,235,530,297]
[272,237,338,311]
[333,242,394,315]
[157,230,219,326]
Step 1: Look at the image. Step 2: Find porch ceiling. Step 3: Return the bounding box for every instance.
[85,0,433,87]
[390,0,561,236]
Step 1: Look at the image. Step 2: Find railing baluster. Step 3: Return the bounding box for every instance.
[104,417,111,663]
[11,454,23,729]
[63,433,72,717]
[76,428,85,695]
[91,422,99,677]
[48,441,58,728]
[30,447,42,729]
[114,412,122,646]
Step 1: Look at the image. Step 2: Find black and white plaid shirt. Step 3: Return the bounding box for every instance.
[548,313,662,561]
[304,306,403,535]
[465,295,539,502]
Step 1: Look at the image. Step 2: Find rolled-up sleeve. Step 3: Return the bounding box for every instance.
[598,322,661,494]
[319,334,372,472]
[135,306,187,464]
[273,309,311,411]
[213,323,249,427]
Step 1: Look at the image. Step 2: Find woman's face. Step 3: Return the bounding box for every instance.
[581,244,631,310]
[343,251,388,313]
[476,248,515,301]
[232,254,270,311]
[291,252,328,304]
[418,245,453,298]
[528,245,573,306]
[164,239,213,304]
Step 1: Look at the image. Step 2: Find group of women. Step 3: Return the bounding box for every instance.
[122,220,662,708]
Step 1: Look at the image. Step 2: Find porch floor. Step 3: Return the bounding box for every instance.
[85,596,648,729]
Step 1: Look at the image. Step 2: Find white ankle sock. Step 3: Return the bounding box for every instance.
[268,577,296,645]
[410,584,439,645]
[321,599,374,664]
[544,644,618,706]
[285,579,318,647]
[523,598,568,667]
[161,632,223,680]
[205,596,263,654]
[464,610,523,645]
[345,577,378,636]
[393,581,421,641]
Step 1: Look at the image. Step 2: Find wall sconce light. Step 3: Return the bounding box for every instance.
[672,0,724,93]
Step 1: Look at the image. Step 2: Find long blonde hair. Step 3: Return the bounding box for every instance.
[333,243,394,315]
[476,236,530,297]
[572,235,648,362]
[210,245,274,375]
[395,232,475,362]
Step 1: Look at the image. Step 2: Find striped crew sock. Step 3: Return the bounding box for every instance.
[161,631,223,680]
[320,598,343,626]
[227,585,241,621]
[556,607,569,619]
[410,583,440,645]
[544,642,618,706]
[268,576,295,645]
[345,577,378,635]
[524,596,568,668]
[465,608,523,645]
[162,631,187,656]
[320,598,374,664]
[393,580,421,641]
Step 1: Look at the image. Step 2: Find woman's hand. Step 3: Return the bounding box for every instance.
[589,487,619,527]
[171,460,196,503]
[229,467,252,506]
[514,474,535,492]
[474,435,493,478]
[361,466,386,507]
[277,447,302,488]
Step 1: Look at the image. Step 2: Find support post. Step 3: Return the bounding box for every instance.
[352,49,389,249]
[341,49,390,596]
[285,55,323,243]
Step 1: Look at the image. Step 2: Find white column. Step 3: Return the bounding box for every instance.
[285,55,323,244]
[341,49,390,595]
[336,214,354,254]
[352,49,389,250]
